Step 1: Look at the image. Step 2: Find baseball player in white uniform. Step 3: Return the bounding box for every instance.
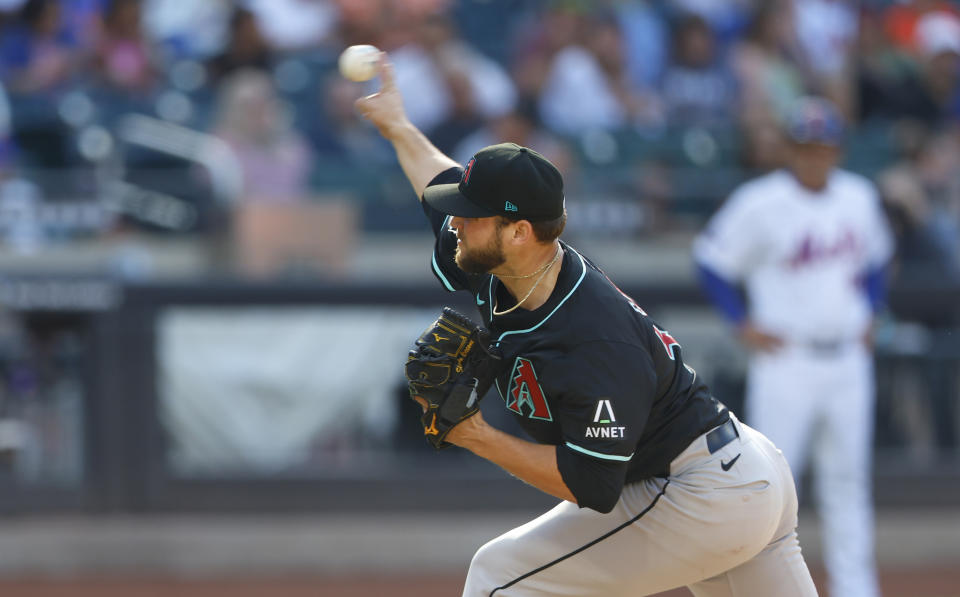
[694,97,893,597]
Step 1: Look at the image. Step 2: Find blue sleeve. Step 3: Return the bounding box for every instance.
[696,263,747,324]
[862,263,888,313]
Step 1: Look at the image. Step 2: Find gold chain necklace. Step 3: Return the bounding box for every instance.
[492,245,562,316]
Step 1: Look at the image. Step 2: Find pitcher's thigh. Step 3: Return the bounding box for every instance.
[689,530,818,597]
[462,479,692,597]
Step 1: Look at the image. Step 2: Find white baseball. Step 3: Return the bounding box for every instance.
[338,44,380,82]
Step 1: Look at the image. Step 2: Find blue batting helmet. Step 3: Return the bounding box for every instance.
[785,96,845,146]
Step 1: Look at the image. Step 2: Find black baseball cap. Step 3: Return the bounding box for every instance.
[422,143,565,221]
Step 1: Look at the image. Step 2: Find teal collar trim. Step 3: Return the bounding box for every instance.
[495,247,587,343]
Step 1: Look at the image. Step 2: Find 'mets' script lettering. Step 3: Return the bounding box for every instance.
[585,426,627,438]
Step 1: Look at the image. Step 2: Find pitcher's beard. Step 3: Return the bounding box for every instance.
[455,240,506,274]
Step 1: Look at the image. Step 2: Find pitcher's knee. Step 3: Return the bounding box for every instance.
[463,537,510,596]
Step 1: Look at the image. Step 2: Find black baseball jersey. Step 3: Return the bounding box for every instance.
[423,168,729,512]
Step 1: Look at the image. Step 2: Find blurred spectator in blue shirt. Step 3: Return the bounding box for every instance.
[141,0,232,60]
[539,10,659,134]
[659,12,736,128]
[0,80,12,173]
[0,0,81,94]
[388,11,515,136]
[452,98,572,177]
[667,0,753,46]
[791,0,858,114]
[243,0,338,52]
[428,68,484,156]
[510,3,581,120]
[310,74,394,165]
[614,0,668,91]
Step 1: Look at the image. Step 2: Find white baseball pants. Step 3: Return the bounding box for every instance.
[747,342,879,597]
[462,416,817,596]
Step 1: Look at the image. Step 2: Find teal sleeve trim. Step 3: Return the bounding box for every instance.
[564,442,633,462]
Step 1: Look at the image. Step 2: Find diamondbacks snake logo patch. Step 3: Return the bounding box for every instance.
[506,357,552,421]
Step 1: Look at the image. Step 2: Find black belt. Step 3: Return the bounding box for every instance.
[706,419,739,454]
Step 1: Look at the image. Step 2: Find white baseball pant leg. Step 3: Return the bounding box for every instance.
[461,416,817,597]
[747,343,879,597]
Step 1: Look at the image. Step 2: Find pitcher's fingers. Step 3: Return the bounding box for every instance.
[353,94,368,117]
[376,52,396,89]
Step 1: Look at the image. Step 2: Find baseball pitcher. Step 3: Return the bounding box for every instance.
[359,53,818,597]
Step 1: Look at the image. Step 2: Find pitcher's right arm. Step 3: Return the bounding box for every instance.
[354,54,459,199]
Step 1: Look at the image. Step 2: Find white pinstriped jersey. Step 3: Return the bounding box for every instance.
[694,168,893,341]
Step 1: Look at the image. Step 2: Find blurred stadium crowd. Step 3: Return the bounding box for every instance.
[0,3,957,553]
[0,0,958,283]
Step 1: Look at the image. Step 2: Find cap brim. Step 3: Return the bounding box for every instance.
[422,183,497,217]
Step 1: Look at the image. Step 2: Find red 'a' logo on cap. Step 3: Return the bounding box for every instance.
[462,158,476,186]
